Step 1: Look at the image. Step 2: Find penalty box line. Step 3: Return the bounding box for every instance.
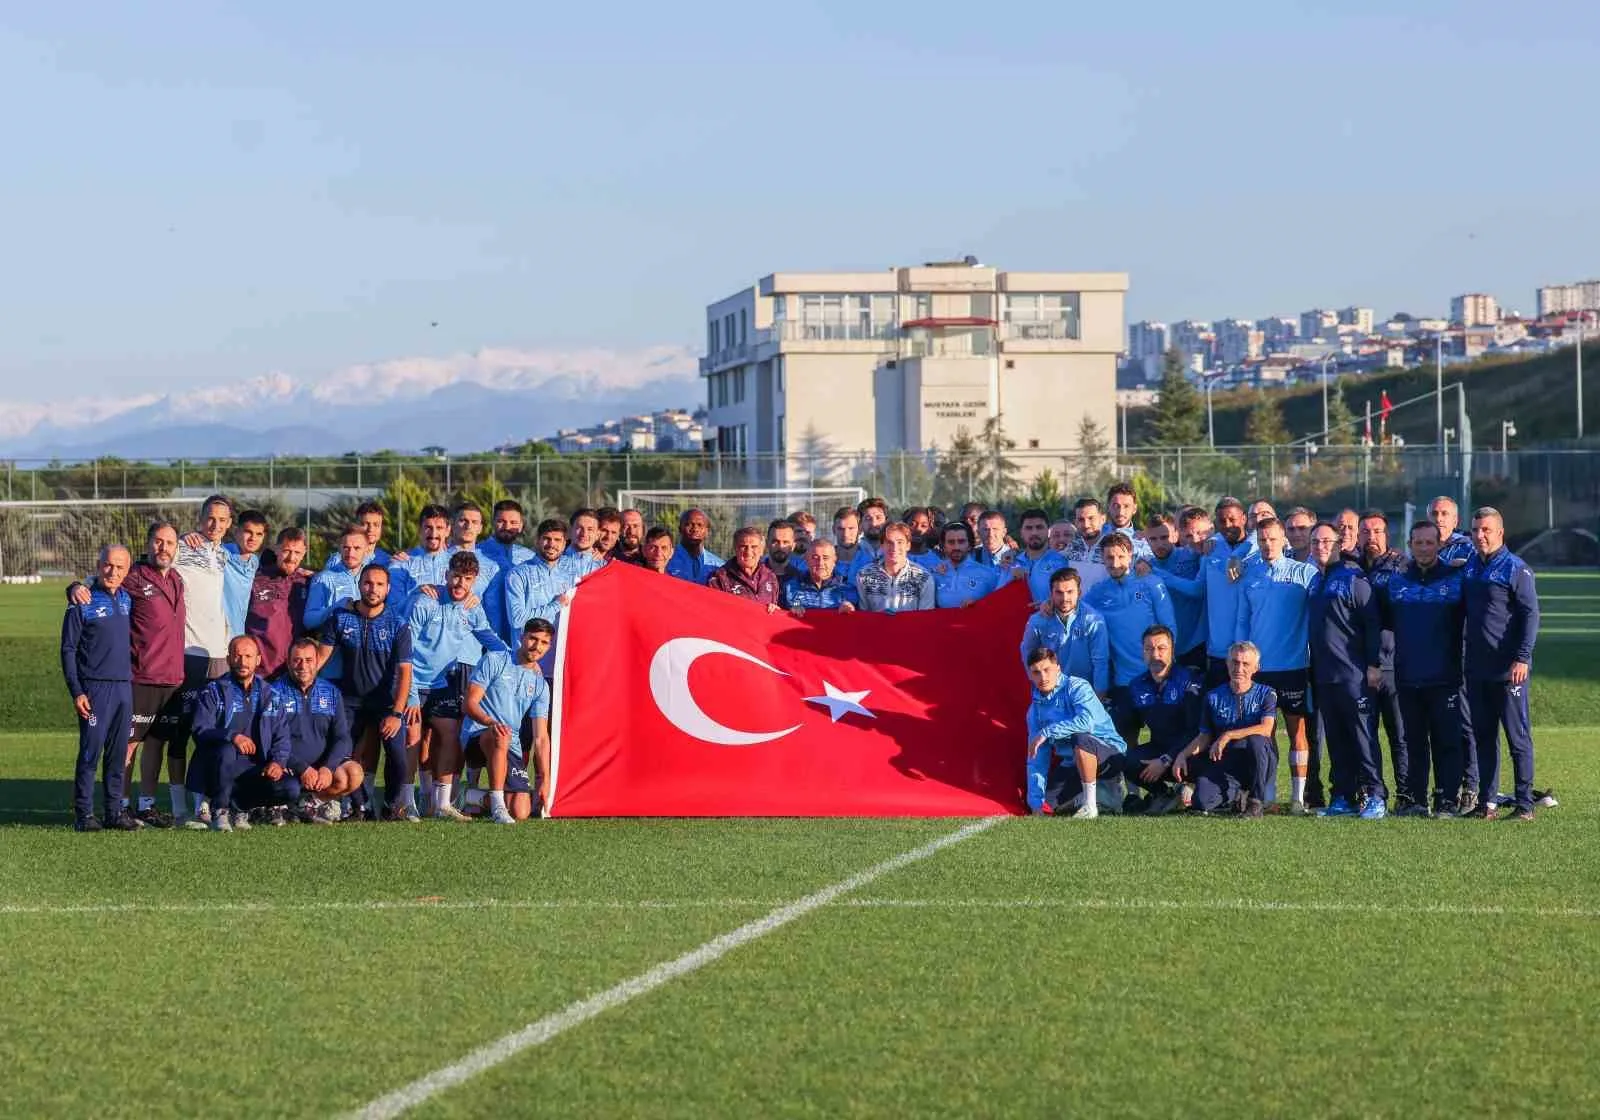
[338,815,1008,1120]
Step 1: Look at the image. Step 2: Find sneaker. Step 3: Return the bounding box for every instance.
[1433,800,1459,818]
[319,799,343,824]
[231,809,252,832]
[1359,797,1388,820]
[1070,804,1099,820]
[434,802,471,822]
[182,816,210,831]
[135,806,174,829]
[489,806,517,825]
[1147,792,1181,817]
[1393,793,1416,814]
[210,809,233,833]
[1288,800,1311,816]
[1396,804,1430,818]
[1243,797,1265,820]
[266,806,290,828]
[388,803,421,823]
[1457,787,1479,815]
[73,816,104,833]
[1469,802,1497,819]
[1512,807,1535,822]
[104,812,145,831]
[1534,789,1558,808]
[1318,796,1358,818]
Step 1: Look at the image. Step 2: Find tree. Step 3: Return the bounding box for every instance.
[1147,347,1206,448]
[1070,413,1114,498]
[977,415,1022,505]
[1324,378,1356,446]
[1243,390,1290,447]
[1019,467,1064,514]
[793,423,844,488]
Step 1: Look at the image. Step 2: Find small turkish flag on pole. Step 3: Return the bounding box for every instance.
[548,562,1030,816]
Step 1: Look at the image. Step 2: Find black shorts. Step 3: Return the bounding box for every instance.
[419,664,467,722]
[162,655,228,756]
[1256,669,1313,716]
[1045,732,1124,767]
[130,683,180,744]
[347,700,402,744]
[464,730,528,773]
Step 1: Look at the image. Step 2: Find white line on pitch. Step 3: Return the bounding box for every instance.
[339,815,1006,1120]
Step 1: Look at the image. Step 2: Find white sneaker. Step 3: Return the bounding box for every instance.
[1070,804,1099,820]
[232,808,253,832]
[210,809,233,833]
[434,803,471,822]
[1289,800,1311,817]
[489,807,516,825]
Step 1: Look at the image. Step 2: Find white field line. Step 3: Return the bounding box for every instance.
[339,815,1006,1120]
[3,894,1598,922]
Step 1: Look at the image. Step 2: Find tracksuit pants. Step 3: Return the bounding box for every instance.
[1028,734,1124,813]
[1468,678,1535,812]
[1191,735,1276,811]
[1397,684,1464,810]
[187,745,295,811]
[347,701,409,810]
[1458,682,1479,793]
[1122,743,1180,794]
[1365,670,1407,800]
[74,679,131,821]
[1319,684,1385,803]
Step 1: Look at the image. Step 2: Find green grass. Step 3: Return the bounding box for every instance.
[3,577,1599,1117]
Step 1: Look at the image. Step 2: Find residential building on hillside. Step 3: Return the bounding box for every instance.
[700,260,1128,482]
[1169,319,1214,371]
[1339,306,1375,334]
[1256,317,1298,347]
[1450,292,1500,326]
[1299,308,1338,339]
[1537,281,1600,317]
[1128,320,1170,381]
[1216,319,1264,365]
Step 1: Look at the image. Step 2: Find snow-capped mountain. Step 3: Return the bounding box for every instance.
[0,344,703,458]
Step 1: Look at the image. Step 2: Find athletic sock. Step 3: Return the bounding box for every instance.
[1083,780,1097,808]
[1291,776,1307,803]
[489,789,507,815]
[169,785,187,818]
[403,784,419,816]
[191,792,206,817]
[434,779,454,813]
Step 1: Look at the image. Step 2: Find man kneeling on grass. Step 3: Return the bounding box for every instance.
[1171,641,1277,819]
[1024,646,1127,818]
[186,635,292,832]
[459,619,554,824]
[272,637,365,823]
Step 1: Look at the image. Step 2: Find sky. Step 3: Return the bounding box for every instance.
[1,0,1596,406]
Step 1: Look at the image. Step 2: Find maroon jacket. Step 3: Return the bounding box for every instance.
[706,560,781,607]
[246,564,309,678]
[123,559,186,686]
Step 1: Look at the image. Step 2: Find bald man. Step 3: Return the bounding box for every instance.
[61,545,140,831]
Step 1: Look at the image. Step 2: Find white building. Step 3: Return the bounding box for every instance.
[1537,281,1600,317]
[1128,320,1170,381]
[1169,319,1214,370]
[1215,319,1264,365]
[1339,306,1375,334]
[1450,292,1500,326]
[700,261,1128,482]
[1299,308,1338,339]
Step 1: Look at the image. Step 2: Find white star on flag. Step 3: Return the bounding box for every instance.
[804,681,876,723]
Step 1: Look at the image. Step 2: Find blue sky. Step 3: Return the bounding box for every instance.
[1,0,1596,404]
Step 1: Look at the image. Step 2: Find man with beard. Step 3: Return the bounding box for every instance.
[386,505,455,606]
[1019,568,1109,693]
[707,527,782,609]
[902,507,941,571]
[323,501,391,570]
[1086,533,1176,740]
[506,520,591,677]
[1142,513,1207,673]
[1062,501,1111,594]
[782,539,858,614]
[931,521,999,608]
[304,528,369,685]
[480,500,534,642]
[1356,510,1410,809]
[830,507,874,586]
[566,508,607,568]
[272,637,363,824]
[1117,624,1204,815]
[1004,507,1066,605]
[1200,497,1257,688]
[246,527,311,680]
[613,508,647,565]
[595,507,624,559]
[665,508,723,583]
[857,497,890,560]
[1103,482,1154,561]
[1023,646,1127,819]
[186,635,292,832]
[764,519,804,582]
[856,523,935,613]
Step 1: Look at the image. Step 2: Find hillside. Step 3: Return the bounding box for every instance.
[1127,339,1600,448]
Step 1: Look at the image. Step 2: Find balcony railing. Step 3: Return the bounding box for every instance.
[997,317,1081,342]
[771,319,899,344]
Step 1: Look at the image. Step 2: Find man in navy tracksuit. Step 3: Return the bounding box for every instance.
[273,636,363,823]
[1306,522,1386,818]
[1382,520,1466,816]
[186,635,292,832]
[1462,508,1541,820]
[1357,511,1410,807]
[1115,624,1204,814]
[60,545,141,831]
[1171,640,1277,818]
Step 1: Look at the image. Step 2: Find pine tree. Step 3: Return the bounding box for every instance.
[1148,347,1206,447]
[1019,467,1064,514]
[1072,413,1114,497]
[1243,390,1290,447]
[1324,378,1356,445]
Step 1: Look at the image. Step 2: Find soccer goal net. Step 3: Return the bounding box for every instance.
[0,498,202,580]
[618,488,866,556]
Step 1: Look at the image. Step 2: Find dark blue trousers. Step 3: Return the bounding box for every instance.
[1191,735,1276,811]
[1458,682,1478,792]
[1468,678,1535,811]
[1306,705,1327,805]
[232,766,302,810]
[346,700,408,809]
[1397,684,1464,810]
[1365,670,1407,799]
[74,680,131,821]
[1123,743,1180,793]
[1320,683,1384,802]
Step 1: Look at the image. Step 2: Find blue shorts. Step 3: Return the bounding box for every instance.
[419,664,467,721]
[1255,669,1312,716]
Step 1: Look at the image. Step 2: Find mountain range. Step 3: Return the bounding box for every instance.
[0,344,703,459]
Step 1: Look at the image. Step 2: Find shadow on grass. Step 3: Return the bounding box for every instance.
[0,778,73,825]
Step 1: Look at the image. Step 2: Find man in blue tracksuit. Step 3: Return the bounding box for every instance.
[272,637,362,822]
[1143,512,1207,671]
[187,635,293,831]
[1023,646,1127,818]
[1462,507,1541,820]
[931,522,1001,608]
[1171,640,1277,818]
[480,500,536,641]
[304,528,368,683]
[1357,511,1410,808]
[219,510,268,639]
[1200,497,1258,687]
[1306,522,1386,819]
[60,544,139,831]
[1428,494,1479,803]
[1020,568,1109,693]
[1085,532,1176,741]
[1382,520,1467,816]
[1115,624,1204,815]
[1234,516,1317,813]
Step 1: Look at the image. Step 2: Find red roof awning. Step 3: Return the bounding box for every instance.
[901,316,998,329]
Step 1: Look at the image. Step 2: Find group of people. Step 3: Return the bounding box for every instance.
[58,483,1545,831]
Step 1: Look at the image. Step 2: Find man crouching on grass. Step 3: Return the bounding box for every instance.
[1171,641,1277,819]
[186,635,291,832]
[459,619,555,824]
[1024,646,1127,818]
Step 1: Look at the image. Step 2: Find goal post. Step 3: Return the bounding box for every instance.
[0,498,202,580]
[617,487,866,557]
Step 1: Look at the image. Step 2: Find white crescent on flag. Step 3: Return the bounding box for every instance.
[647,637,802,747]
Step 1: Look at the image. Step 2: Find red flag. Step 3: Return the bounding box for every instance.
[1380,390,1393,423]
[549,562,1030,817]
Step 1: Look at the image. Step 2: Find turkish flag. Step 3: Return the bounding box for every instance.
[548,562,1030,816]
[1380,390,1393,423]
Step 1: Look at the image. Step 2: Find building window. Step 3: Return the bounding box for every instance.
[733,368,746,404]
[777,414,785,455]
[771,295,785,321]
[1005,292,1081,339]
[709,320,719,354]
[740,308,748,344]
[715,372,728,408]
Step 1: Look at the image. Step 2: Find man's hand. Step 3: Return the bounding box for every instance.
[420,585,440,600]
[492,722,513,745]
[297,567,316,579]
[1209,736,1229,762]
[74,695,93,721]
[379,714,403,740]
[405,706,422,729]
[391,551,411,564]
[1510,661,1530,686]
[182,532,205,549]
[1365,667,1382,691]
[463,593,481,610]
[233,734,257,756]
[70,584,91,606]
[300,767,321,792]
[1134,559,1152,578]
[1036,600,1053,618]
[765,603,779,614]
[1139,759,1167,784]
[264,762,284,781]
[1028,732,1047,758]
[838,600,855,613]
[1171,752,1189,782]
[556,591,575,607]
[789,604,806,617]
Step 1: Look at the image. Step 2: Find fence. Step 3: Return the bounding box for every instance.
[2,443,1597,574]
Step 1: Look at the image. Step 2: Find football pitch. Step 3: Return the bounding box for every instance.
[3,576,1599,1118]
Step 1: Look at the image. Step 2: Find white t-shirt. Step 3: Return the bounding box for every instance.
[1072,559,1110,597]
[176,539,229,659]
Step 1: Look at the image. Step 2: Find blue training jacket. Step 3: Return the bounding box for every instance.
[1202,535,1259,658]
[1085,573,1177,688]
[1234,555,1315,671]
[1019,606,1110,693]
[1462,547,1540,681]
[1119,666,1205,757]
[1307,563,1382,686]
[1380,559,1465,688]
